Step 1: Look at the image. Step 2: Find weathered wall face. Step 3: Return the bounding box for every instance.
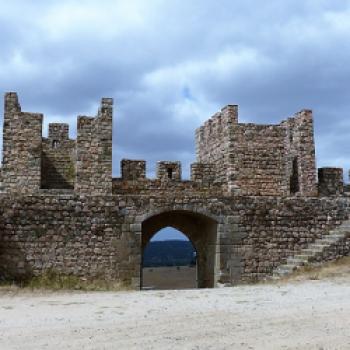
[195,105,237,190]
[229,124,287,196]
[75,98,113,195]
[235,197,349,282]
[190,163,217,185]
[2,93,43,194]
[0,194,129,282]
[41,123,76,189]
[196,107,317,197]
[282,110,317,197]
[0,193,349,287]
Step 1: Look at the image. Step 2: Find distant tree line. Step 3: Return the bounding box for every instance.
[143,240,196,267]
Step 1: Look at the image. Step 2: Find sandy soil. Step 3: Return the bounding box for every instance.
[142,266,197,289]
[0,276,350,350]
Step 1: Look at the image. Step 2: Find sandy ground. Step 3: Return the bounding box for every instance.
[142,266,197,289]
[0,276,350,350]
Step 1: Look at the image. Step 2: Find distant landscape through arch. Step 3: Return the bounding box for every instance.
[142,227,197,290]
[141,210,218,289]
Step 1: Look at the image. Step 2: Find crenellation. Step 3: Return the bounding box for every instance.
[318,168,344,196]
[121,159,146,181]
[157,161,182,181]
[48,123,69,141]
[112,159,223,196]
[4,92,21,114]
[0,93,337,199]
[77,115,94,128]
[221,104,238,124]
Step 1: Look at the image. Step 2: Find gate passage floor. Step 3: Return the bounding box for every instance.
[0,277,350,350]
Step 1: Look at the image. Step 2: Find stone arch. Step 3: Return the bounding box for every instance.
[140,209,219,288]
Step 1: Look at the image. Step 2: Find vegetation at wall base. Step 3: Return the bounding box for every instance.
[0,270,132,292]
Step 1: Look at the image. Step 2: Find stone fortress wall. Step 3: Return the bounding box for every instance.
[0,92,349,288]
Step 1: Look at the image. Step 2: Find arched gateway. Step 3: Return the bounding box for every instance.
[140,210,219,289]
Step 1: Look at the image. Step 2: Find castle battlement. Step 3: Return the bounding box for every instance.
[1,92,112,195]
[0,92,346,198]
[111,159,221,195]
[1,92,350,289]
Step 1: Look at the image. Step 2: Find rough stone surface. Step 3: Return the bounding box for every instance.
[196,107,317,196]
[318,167,344,196]
[0,92,349,288]
[41,123,75,189]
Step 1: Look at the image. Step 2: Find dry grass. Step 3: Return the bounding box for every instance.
[0,270,131,293]
[1,257,349,293]
[280,256,350,283]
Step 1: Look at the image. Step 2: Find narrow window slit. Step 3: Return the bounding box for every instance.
[290,157,299,194]
[52,140,60,149]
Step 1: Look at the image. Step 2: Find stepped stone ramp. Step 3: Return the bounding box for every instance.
[272,220,350,279]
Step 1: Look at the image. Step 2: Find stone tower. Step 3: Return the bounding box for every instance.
[1,92,113,195]
[195,106,317,196]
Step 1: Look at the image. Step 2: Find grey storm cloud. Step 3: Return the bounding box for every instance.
[1,0,350,178]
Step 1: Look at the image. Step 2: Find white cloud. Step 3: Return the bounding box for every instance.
[143,48,268,86]
[324,7,350,33]
[38,0,155,41]
[1,0,350,177]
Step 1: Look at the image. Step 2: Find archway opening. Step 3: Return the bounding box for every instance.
[142,227,197,290]
[141,210,218,290]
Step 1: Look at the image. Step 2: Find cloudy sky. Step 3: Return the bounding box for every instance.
[1,0,350,182]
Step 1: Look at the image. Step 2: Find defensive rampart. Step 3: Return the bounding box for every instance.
[0,92,349,288]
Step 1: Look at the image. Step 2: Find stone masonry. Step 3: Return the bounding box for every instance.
[0,92,349,288]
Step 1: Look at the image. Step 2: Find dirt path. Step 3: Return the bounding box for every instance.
[0,277,349,350]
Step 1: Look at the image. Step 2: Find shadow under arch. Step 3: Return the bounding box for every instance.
[141,210,218,288]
